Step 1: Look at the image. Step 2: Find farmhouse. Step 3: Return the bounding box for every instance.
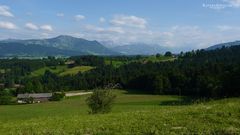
[17,93,53,103]
[65,60,75,67]
[65,60,75,65]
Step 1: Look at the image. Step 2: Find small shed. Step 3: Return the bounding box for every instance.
[17,93,53,103]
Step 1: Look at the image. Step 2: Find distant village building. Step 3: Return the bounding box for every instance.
[65,60,75,68]
[17,93,53,103]
[65,60,75,65]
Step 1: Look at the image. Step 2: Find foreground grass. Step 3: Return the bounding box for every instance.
[0,90,239,134]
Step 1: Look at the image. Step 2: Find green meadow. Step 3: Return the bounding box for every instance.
[0,90,239,134]
[59,66,94,76]
[30,66,94,76]
[105,56,175,68]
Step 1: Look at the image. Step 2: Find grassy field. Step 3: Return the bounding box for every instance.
[142,56,176,63]
[0,69,10,74]
[105,56,176,68]
[105,60,128,68]
[0,69,5,74]
[59,66,94,76]
[0,90,239,134]
[30,66,94,76]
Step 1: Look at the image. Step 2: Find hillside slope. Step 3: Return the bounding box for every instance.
[0,42,83,56]
[0,90,239,134]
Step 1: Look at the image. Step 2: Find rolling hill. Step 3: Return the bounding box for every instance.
[0,90,239,134]
[0,42,82,57]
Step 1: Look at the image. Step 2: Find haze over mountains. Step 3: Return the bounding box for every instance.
[0,35,239,57]
[206,41,240,50]
[111,43,170,55]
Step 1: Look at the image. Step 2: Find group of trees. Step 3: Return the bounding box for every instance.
[1,46,240,99]
[0,57,64,84]
[0,89,13,105]
[70,56,105,67]
[117,46,240,97]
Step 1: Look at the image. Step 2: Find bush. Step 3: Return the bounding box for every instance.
[0,90,12,105]
[50,92,65,101]
[86,89,116,114]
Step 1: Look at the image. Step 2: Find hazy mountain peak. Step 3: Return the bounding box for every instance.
[53,35,84,41]
[56,35,73,38]
[0,35,118,56]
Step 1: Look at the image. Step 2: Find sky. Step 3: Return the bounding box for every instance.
[0,0,240,51]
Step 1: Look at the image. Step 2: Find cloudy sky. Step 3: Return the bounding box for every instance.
[0,0,240,51]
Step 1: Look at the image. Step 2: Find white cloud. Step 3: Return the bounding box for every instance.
[224,0,240,7]
[82,24,155,45]
[85,25,124,34]
[164,26,206,48]
[25,23,39,30]
[75,14,85,21]
[110,15,147,29]
[41,33,50,37]
[40,25,53,31]
[57,13,64,17]
[25,23,54,31]
[202,0,240,10]
[0,21,17,29]
[82,24,240,51]
[99,17,106,23]
[0,5,14,17]
[156,25,240,50]
[63,21,240,51]
[107,27,125,34]
[98,27,125,34]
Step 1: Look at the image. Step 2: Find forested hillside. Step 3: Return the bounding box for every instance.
[1,46,240,98]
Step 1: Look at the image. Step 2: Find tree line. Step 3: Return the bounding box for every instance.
[1,46,240,98]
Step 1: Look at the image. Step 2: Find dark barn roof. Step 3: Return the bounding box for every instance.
[17,93,52,99]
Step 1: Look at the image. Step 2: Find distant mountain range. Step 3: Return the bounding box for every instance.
[1,35,240,57]
[111,43,170,55]
[206,41,240,50]
[0,35,118,57]
[0,42,82,57]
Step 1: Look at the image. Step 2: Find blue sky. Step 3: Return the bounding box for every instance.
[0,0,240,51]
